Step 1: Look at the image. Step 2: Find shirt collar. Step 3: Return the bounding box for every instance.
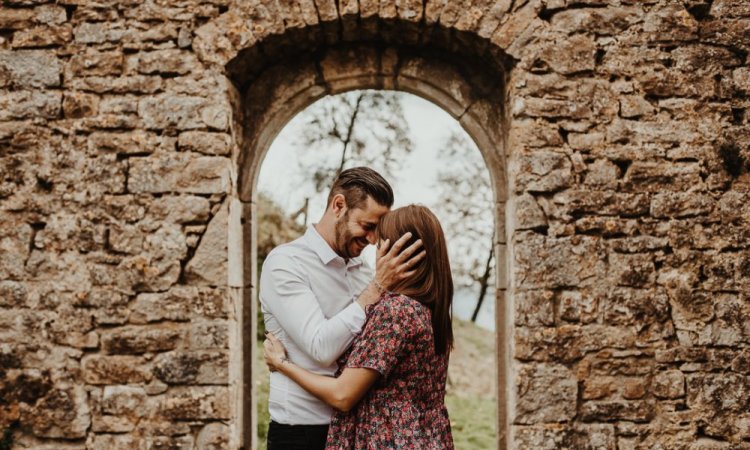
[304,225,364,268]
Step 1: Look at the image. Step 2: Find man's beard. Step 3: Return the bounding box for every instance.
[334,213,367,259]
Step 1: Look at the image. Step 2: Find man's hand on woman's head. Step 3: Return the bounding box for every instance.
[263,332,288,372]
[375,232,427,291]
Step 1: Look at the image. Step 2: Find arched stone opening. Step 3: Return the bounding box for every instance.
[223,19,514,450]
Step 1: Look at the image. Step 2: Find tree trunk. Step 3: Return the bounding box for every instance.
[471,237,495,323]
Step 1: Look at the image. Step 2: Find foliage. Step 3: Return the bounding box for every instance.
[256,192,306,264]
[431,130,495,318]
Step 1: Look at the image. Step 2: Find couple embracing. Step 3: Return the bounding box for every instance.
[260,167,455,450]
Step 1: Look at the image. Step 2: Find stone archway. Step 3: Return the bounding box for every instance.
[2,0,746,448]
[216,19,514,449]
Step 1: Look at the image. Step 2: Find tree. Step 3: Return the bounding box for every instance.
[289,90,414,220]
[432,131,495,323]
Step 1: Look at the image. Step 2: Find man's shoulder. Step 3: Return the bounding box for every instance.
[263,235,314,267]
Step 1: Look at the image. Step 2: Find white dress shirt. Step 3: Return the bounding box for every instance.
[260,225,373,425]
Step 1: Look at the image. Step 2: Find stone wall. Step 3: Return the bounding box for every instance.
[0,0,748,449]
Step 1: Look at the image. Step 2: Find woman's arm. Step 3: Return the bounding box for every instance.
[264,332,379,412]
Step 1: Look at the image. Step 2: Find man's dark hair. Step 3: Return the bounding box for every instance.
[326,167,394,210]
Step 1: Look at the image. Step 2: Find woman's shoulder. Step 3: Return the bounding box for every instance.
[374,293,427,318]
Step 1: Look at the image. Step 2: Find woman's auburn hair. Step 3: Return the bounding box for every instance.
[376,204,454,355]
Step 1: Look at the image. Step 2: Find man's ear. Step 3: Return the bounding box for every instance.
[331,194,347,218]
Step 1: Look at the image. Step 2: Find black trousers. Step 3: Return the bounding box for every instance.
[267,420,329,450]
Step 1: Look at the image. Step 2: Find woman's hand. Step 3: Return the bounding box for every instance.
[263,332,288,372]
[375,232,427,291]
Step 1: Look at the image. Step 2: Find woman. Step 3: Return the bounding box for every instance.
[264,204,454,449]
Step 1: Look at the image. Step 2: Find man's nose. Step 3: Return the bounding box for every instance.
[365,231,376,244]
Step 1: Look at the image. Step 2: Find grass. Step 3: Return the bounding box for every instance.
[254,318,496,449]
[446,393,497,449]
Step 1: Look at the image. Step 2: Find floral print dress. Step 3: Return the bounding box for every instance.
[326,293,454,450]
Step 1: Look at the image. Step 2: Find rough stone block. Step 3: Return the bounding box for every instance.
[583,376,617,400]
[514,151,573,194]
[115,254,181,294]
[514,290,555,327]
[509,119,564,148]
[74,22,128,44]
[551,6,641,36]
[20,386,90,438]
[177,131,232,156]
[552,190,650,217]
[579,400,654,422]
[0,221,32,280]
[583,159,621,188]
[515,325,637,363]
[642,4,697,42]
[185,320,229,350]
[159,386,230,420]
[101,325,181,354]
[196,422,230,449]
[687,373,750,430]
[608,253,655,287]
[129,286,226,324]
[0,90,61,120]
[651,192,714,219]
[538,34,597,75]
[513,96,592,120]
[153,350,228,384]
[513,232,603,289]
[0,50,61,88]
[88,131,174,155]
[138,94,230,131]
[697,294,750,346]
[653,370,686,399]
[622,379,648,399]
[514,193,547,231]
[0,8,35,29]
[63,91,100,118]
[559,289,599,324]
[67,75,163,94]
[127,152,229,194]
[515,363,577,424]
[12,25,73,48]
[607,118,703,147]
[0,280,27,307]
[108,224,144,254]
[87,434,138,450]
[101,386,148,417]
[185,200,228,286]
[68,48,124,76]
[130,49,201,75]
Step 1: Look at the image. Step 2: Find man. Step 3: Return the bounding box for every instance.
[259,167,424,450]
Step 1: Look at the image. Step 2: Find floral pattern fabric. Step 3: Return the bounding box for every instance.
[326,293,454,450]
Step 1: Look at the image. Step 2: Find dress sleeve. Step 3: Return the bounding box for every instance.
[344,296,420,380]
